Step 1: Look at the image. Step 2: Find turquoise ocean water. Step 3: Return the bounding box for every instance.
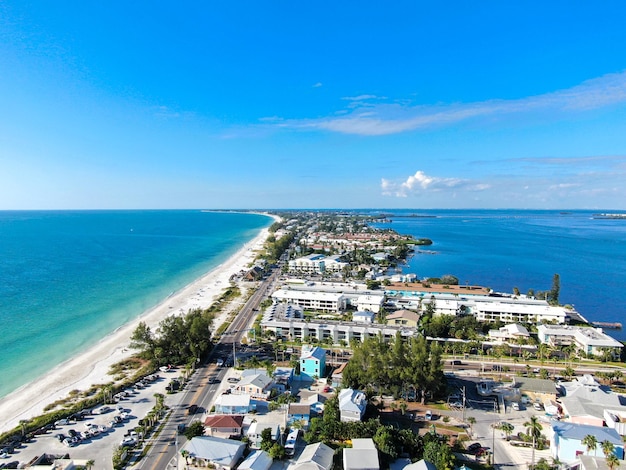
[372,209,626,341]
[0,210,271,399]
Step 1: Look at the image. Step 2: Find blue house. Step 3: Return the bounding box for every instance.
[288,403,312,429]
[550,421,624,463]
[300,346,326,380]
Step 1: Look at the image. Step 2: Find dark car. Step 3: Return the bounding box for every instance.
[467,442,482,454]
[187,404,199,415]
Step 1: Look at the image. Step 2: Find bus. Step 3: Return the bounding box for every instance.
[285,429,299,456]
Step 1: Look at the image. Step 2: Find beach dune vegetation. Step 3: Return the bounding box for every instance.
[130,307,214,367]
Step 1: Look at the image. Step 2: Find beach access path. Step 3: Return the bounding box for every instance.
[0,217,277,435]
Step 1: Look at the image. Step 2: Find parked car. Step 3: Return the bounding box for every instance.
[467,442,482,454]
[55,418,70,426]
[120,437,137,447]
[424,410,433,421]
[533,402,544,411]
[511,402,520,411]
[227,377,240,383]
[94,406,112,415]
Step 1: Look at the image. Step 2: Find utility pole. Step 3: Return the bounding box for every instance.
[461,386,467,424]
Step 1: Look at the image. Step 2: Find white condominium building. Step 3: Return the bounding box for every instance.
[537,324,623,359]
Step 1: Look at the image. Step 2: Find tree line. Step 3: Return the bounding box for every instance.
[304,394,454,469]
[130,307,214,367]
[342,333,446,403]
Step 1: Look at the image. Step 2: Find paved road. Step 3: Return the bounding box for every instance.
[135,267,281,469]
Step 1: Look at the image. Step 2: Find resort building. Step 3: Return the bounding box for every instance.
[287,254,348,275]
[537,324,623,359]
[384,289,573,324]
[271,289,347,313]
[356,294,385,313]
[260,316,415,345]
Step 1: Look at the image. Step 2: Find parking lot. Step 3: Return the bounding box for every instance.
[1,372,174,469]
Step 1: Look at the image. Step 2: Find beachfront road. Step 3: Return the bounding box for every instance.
[136,269,280,469]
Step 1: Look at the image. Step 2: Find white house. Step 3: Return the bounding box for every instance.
[339,388,367,422]
[352,311,375,323]
[180,436,246,470]
[293,442,334,470]
[343,438,379,470]
[238,450,273,470]
[488,323,530,343]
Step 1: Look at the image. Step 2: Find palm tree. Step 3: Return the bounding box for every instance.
[466,416,476,435]
[582,434,598,456]
[85,459,95,470]
[524,415,543,469]
[498,421,514,440]
[606,453,620,470]
[601,439,615,459]
[524,416,543,449]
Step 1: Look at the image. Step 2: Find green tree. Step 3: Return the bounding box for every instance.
[524,416,543,449]
[423,438,454,470]
[549,273,560,305]
[601,440,615,459]
[606,453,620,470]
[373,426,398,460]
[498,421,514,440]
[183,421,205,440]
[260,427,275,451]
[268,442,286,460]
[582,434,598,456]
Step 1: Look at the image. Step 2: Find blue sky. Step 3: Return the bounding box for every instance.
[2,1,626,209]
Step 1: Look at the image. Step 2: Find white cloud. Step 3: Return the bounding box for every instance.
[313,82,323,88]
[341,94,380,101]
[382,170,491,197]
[281,70,626,136]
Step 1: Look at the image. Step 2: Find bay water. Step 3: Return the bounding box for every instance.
[0,210,271,399]
[374,209,626,341]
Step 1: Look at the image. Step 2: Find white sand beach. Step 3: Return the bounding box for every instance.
[0,220,275,434]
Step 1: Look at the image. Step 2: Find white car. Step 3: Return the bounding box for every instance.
[511,402,520,411]
[0,450,9,458]
[120,437,137,447]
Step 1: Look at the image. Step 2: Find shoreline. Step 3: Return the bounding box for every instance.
[0,216,277,434]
